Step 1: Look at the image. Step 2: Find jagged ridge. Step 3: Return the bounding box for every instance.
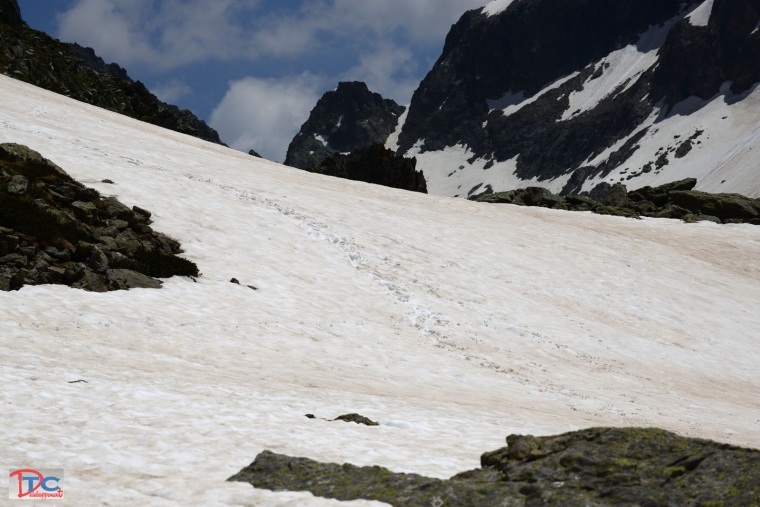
[285,81,405,170]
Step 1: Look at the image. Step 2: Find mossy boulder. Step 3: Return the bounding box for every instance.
[519,187,564,208]
[601,183,629,208]
[669,190,760,221]
[231,427,760,507]
[477,190,518,204]
[477,177,760,227]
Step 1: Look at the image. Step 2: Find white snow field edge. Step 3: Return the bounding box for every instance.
[1,74,760,506]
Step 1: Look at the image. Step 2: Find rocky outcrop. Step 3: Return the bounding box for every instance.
[477,178,760,225]
[230,427,760,506]
[0,8,225,145]
[305,143,427,194]
[0,143,198,292]
[285,82,405,170]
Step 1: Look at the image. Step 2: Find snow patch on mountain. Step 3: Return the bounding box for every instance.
[488,73,579,117]
[409,143,570,198]
[687,0,714,27]
[561,15,690,122]
[385,107,409,153]
[482,0,516,17]
[581,84,760,196]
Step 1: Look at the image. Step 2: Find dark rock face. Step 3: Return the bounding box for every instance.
[653,0,760,104]
[0,13,225,145]
[477,177,760,225]
[305,143,427,194]
[248,149,262,158]
[394,0,760,196]
[285,82,405,170]
[397,0,684,163]
[0,0,22,27]
[230,427,760,506]
[0,143,199,292]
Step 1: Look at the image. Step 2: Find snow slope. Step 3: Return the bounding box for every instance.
[1,75,760,506]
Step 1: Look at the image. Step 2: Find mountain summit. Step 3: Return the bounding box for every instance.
[284,82,406,170]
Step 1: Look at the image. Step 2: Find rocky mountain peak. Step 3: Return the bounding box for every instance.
[284,81,405,170]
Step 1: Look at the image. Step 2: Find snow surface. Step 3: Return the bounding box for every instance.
[482,0,516,17]
[2,75,760,507]
[687,0,714,27]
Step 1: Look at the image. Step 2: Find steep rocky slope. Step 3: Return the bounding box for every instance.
[393,0,760,198]
[284,81,405,170]
[0,0,224,145]
[232,427,760,506]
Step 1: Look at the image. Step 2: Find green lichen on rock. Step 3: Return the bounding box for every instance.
[230,427,760,506]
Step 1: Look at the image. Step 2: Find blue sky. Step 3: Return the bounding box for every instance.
[19,0,491,161]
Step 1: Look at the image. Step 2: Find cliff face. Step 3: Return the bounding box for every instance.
[652,0,760,104]
[0,5,225,145]
[285,82,405,170]
[391,0,760,198]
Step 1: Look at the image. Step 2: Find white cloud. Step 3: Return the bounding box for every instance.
[339,43,419,104]
[57,0,489,69]
[209,73,326,162]
[57,0,258,69]
[151,79,192,103]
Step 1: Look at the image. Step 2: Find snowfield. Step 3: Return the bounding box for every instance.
[2,75,760,506]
